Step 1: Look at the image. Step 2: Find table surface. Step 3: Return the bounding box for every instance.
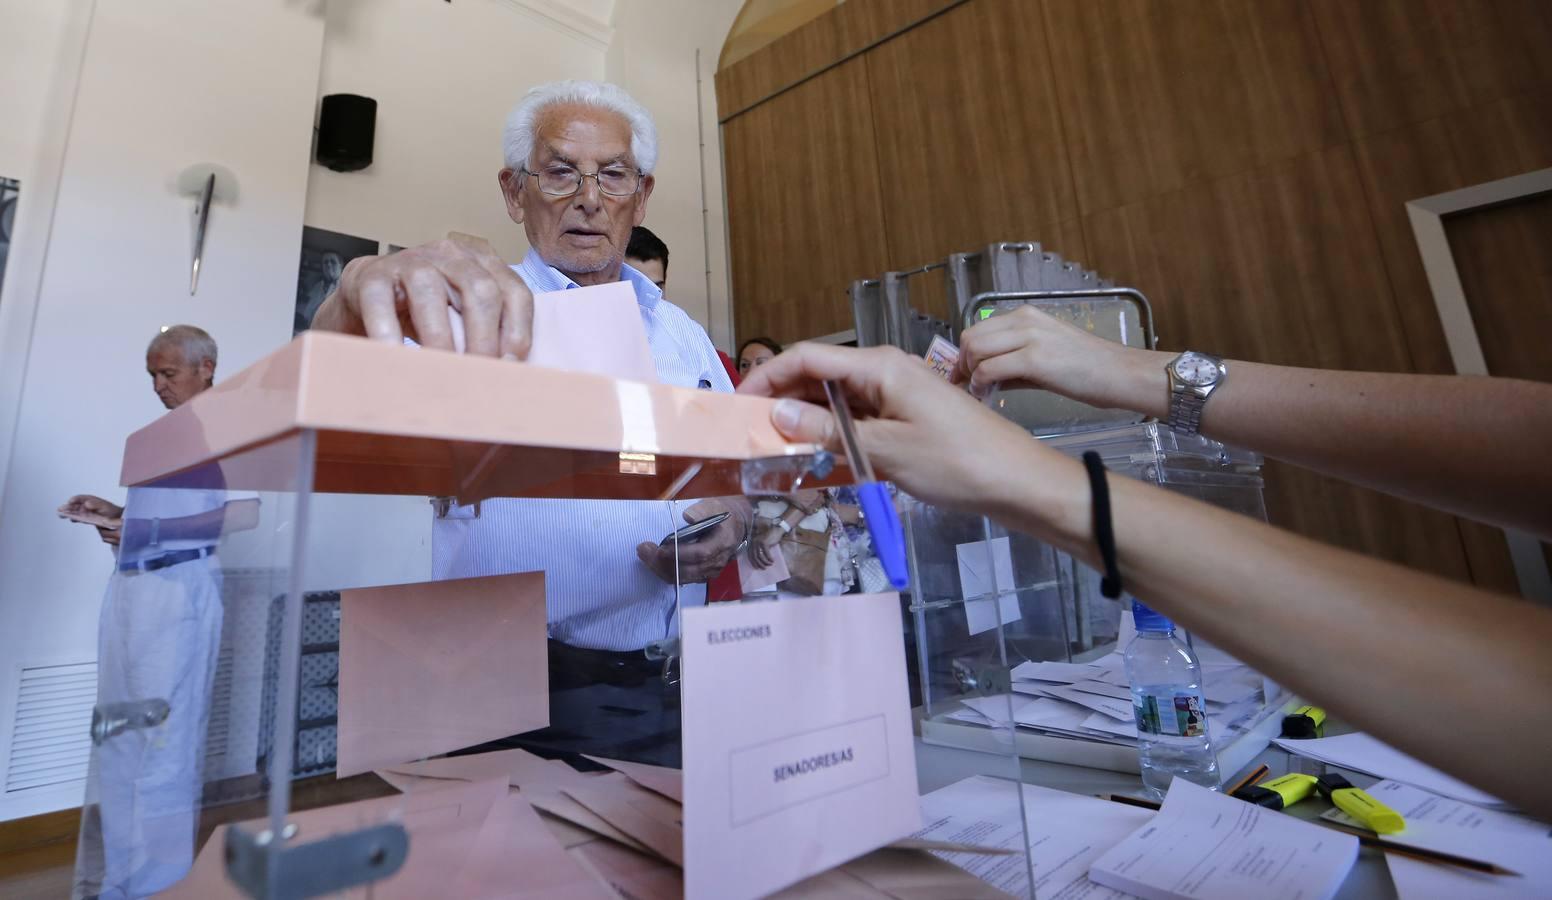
[913,723,1399,900]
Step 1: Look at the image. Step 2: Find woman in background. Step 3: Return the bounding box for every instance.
[737,337,781,380]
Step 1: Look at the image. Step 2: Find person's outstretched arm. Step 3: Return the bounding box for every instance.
[743,343,1552,822]
[953,307,1552,541]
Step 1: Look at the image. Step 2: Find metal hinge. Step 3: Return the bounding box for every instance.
[224,820,408,899]
[91,699,170,745]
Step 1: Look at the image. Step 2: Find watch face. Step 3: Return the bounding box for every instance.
[1173,352,1221,387]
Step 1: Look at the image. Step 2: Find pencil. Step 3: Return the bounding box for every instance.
[1101,794,1520,877]
[1226,764,1270,797]
[1106,793,1160,811]
[1319,821,1523,877]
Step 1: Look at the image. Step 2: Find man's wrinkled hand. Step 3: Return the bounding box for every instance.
[312,233,533,360]
[636,498,751,585]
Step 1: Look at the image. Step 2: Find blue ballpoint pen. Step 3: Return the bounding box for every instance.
[822,380,910,590]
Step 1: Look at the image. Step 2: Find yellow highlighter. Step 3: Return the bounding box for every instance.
[1234,773,1318,810]
[1281,705,1327,739]
[1317,774,1406,834]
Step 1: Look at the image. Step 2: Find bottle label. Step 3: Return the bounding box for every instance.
[1133,689,1208,738]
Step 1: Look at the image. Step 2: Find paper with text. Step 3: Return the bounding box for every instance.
[1322,780,1552,899]
[1271,733,1504,808]
[682,593,920,900]
[1089,779,1358,900]
[917,775,1151,898]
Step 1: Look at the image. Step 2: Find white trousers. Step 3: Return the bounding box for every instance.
[74,557,223,900]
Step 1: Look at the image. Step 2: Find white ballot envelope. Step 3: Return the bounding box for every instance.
[681,592,920,900]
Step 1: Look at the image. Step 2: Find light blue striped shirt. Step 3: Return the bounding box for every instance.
[431,250,734,651]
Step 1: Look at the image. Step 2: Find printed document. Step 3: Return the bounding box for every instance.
[681,593,920,900]
[916,775,1152,899]
[1322,780,1552,899]
[1089,779,1358,900]
[1271,733,1504,807]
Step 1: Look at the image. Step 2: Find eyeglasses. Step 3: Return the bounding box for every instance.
[521,165,642,197]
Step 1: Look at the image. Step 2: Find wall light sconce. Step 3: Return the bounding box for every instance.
[175,164,239,295]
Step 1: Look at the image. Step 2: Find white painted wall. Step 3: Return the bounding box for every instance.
[606,0,743,351]
[304,0,610,261]
[0,2,72,180]
[0,0,326,822]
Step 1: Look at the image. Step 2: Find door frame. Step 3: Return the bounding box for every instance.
[1406,167,1552,601]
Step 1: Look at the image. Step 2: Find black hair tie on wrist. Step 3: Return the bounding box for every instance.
[1082,451,1122,599]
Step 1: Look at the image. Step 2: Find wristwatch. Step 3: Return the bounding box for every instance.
[1165,351,1227,435]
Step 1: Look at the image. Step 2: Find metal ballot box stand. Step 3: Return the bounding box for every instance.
[851,243,1291,781]
[78,331,1040,900]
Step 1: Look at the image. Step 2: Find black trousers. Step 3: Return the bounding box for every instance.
[456,639,682,769]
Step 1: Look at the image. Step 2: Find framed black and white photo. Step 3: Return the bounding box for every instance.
[294,226,379,333]
[0,177,19,299]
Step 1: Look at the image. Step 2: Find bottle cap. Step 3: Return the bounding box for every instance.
[1131,599,1173,633]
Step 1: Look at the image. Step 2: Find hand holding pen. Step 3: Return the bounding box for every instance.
[736,343,1067,529]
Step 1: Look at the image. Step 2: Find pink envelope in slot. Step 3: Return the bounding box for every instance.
[582,755,683,804]
[528,281,658,383]
[337,572,548,777]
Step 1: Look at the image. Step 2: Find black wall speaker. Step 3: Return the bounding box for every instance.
[316,94,377,172]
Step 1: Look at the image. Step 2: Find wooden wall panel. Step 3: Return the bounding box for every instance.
[864,0,1078,273]
[716,10,845,122]
[1352,89,1552,376]
[1041,0,1347,216]
[1310,0,1552,139]
[1083,148,1411,370]
[716,0,1552,591]
[1445,193,1552,384]
[723,58,889,345]
[716,0,963,122]
[1082,147,1474,581]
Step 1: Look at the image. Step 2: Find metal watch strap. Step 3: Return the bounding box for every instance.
[1168,389,1206,436]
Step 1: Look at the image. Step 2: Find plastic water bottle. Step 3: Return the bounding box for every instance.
[1124,599,1220,800]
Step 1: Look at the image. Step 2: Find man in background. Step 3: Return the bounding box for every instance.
[62,325,223,541]
[625,224,669,291]
[627,223,741,386]
[62,325,258,898]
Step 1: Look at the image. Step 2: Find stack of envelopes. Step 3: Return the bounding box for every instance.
[168,748,1016,898]
[373,748,1019,899]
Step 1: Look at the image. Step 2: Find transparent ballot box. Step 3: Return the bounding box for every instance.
[80,331,1038,900]
[911,421,1293,779]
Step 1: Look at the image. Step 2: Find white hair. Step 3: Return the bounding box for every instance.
[502,80,658,175]
[149,324,217,369]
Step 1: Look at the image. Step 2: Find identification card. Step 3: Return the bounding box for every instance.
[923,334,959,381]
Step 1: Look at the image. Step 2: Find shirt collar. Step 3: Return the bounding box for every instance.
[520,248,661,311]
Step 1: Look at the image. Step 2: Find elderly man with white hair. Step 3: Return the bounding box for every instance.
[314,81,746,764]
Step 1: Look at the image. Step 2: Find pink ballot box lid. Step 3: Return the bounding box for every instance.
[120,331,840,501]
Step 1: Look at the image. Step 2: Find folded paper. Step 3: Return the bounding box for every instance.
[528,281,657,383]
